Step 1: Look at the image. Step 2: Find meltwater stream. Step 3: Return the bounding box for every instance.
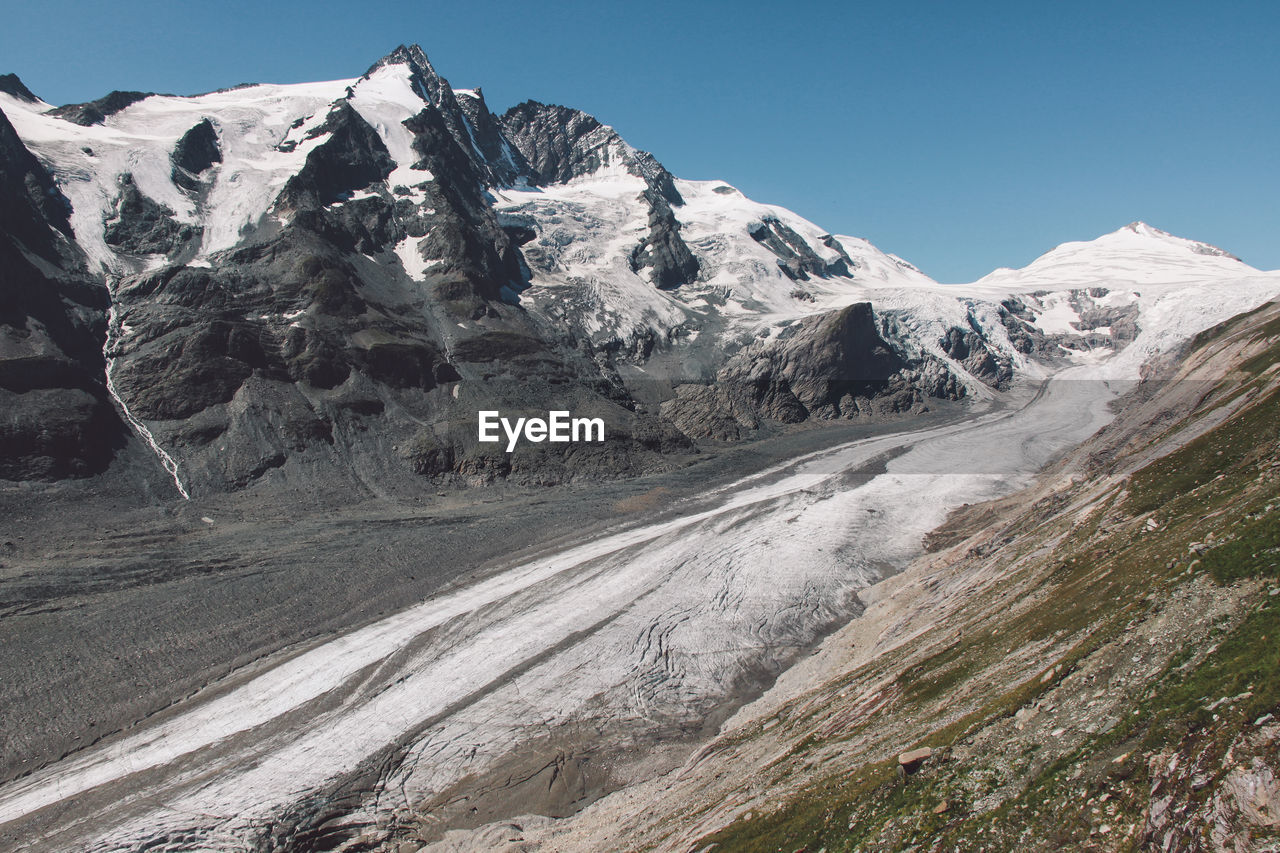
[0,372,1124,851]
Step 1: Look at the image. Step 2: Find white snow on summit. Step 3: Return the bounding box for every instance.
[972,221,1254,289]
[0,82,356,273]
[3,68,1278,394]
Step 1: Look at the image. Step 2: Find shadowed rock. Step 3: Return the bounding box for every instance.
[501,100,683,205]
[171,118,222,192]
[629,190,700,290]
[103,173,200,256]
[0,107,122,479]
[749,216,851,280]
[0,74,37,103]
[51,90,153,126]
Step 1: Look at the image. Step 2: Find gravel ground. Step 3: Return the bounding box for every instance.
[0,417,932,790]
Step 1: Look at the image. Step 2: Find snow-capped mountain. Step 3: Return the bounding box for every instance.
[973,220,1248,288]
[1,45,1277,496]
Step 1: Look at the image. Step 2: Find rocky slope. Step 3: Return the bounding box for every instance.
[0,103,123,479]
[459,298,1280,852]
[4,45,1272,499]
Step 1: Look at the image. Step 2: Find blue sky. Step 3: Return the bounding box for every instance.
[2,0,1276,281]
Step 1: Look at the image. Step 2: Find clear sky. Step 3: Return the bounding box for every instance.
[2,0,1276,281]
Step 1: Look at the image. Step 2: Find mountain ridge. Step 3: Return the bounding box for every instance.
[1,45,1278,853]
[1,44,1277,498]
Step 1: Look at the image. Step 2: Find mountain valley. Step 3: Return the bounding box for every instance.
[0,44,1277,853]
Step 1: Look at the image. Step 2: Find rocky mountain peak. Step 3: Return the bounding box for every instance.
[0,73,37,103]
[365,43,453,110]
[369,43,435,75]
[499,100,682,205]
[360,44,524,188]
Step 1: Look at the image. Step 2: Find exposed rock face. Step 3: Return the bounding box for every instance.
[1074,290,1139,345]
[103,173,200,256]
[0,108,72,254]
[940,326,1013,388]
[998,297,1051,355]
[0,107,121,479]
[628,190,700,290]
[1145,725,1280,853]
[0,74,37,103]
[454,88,530,186]
[664,302,959,437]
[727,303,911,418]
[399,106,524,304]
[369,44,522,188]
[749,215,853,280]
[280,102,395,209]
[500,101,682,205]
[170,118,221,192]
[50,90,153,126]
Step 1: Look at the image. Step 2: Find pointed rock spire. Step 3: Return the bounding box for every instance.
[365,44,453,108]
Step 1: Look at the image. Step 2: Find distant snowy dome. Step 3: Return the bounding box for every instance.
[971,221,1254,289]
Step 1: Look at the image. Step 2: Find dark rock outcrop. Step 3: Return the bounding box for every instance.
[664,303,955,437]
[748,216,851,280]
[0,74,37,103]
[279,102,395,209]
[0,106,72,257]
[454,88,530,187]
[500,101,683,205]
[1073,292,1139,346]
[629,190,700,290]
[0,107,122,479]
[941,327,1013,388]
[170,118,221,192]
[723,302,913,418]
[103,173,200,256]
[401,106,525,304]
[51,90,153,126]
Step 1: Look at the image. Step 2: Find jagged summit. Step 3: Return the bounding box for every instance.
[367,43,435,76]
[500,99,682,204]
[0,73,37,103]
[364,43,450,104]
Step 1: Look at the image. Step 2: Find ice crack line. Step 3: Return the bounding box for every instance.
[104,305,190,500]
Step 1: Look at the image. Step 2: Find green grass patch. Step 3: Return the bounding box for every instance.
[1126,386,1280,515]
[1203,512,1280,583]
[1140,595,1280,743]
